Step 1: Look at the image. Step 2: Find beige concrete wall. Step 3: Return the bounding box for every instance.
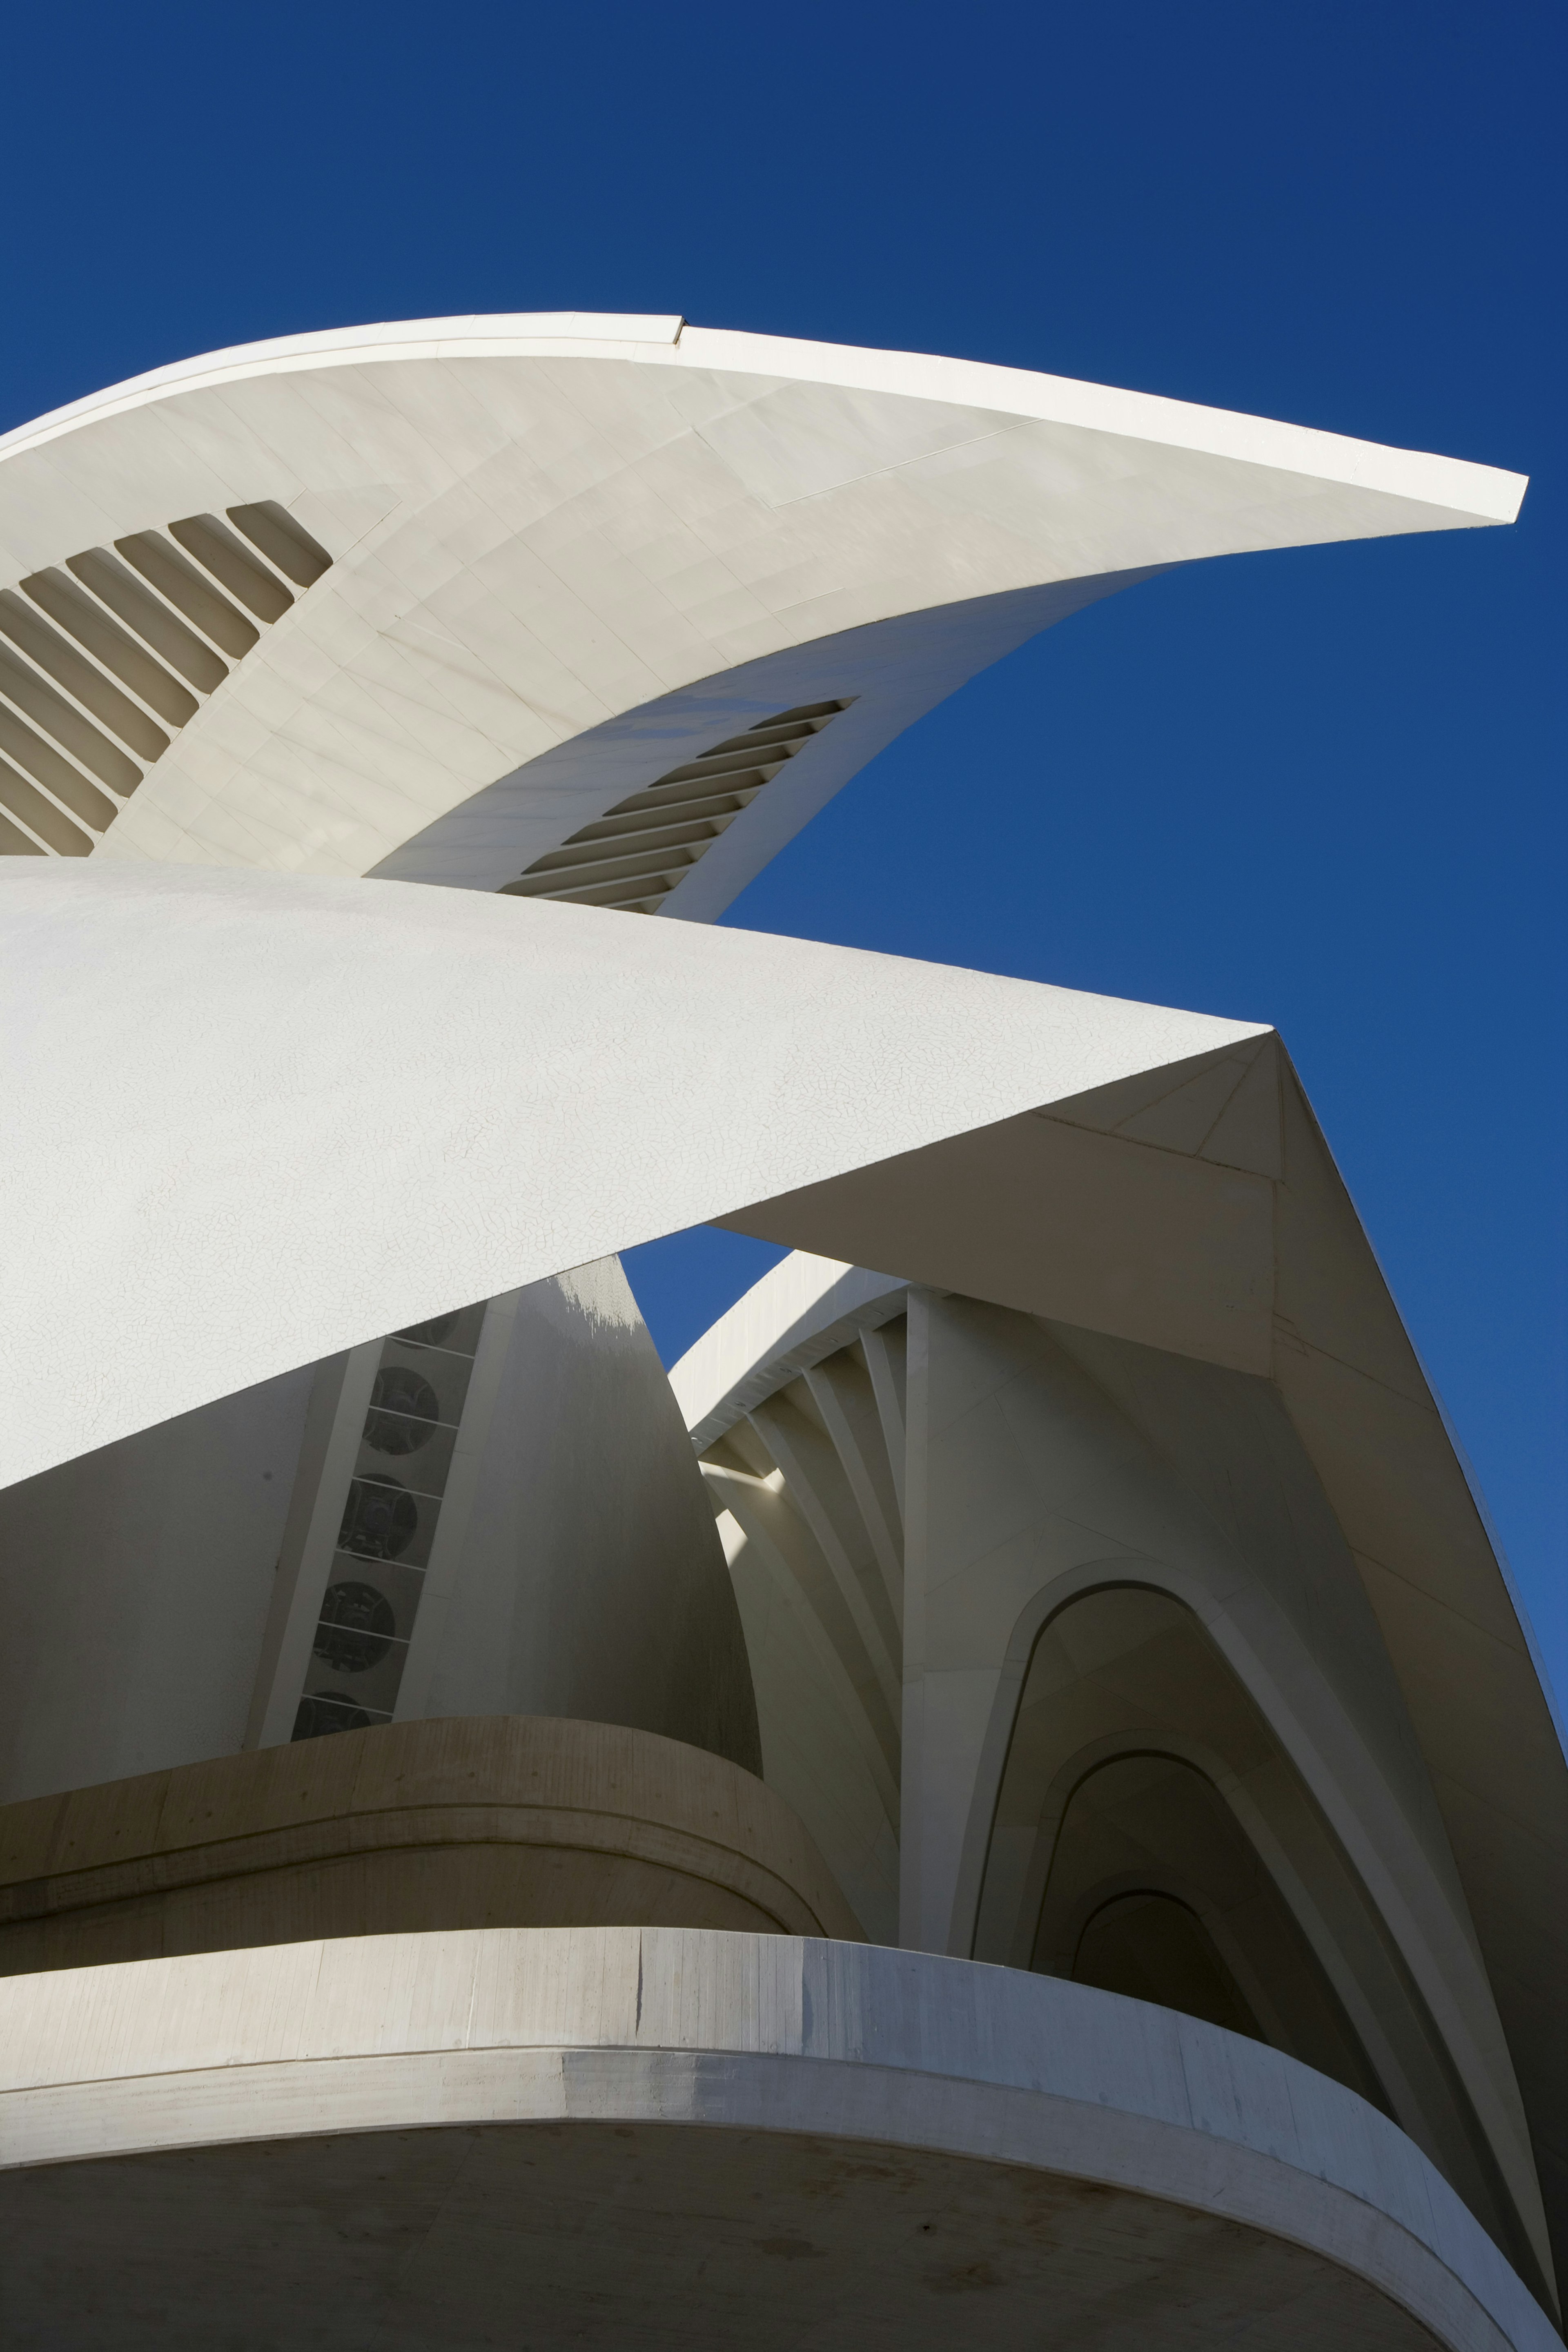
[0,1360,314,1803]
[0,1715,862,1974]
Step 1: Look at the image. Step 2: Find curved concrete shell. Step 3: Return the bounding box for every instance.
[670,1220,1568,2307]
[0,320,1556,2347]
[0,855,1563,2311]
[0,858,1266,1489]
[0,1250,757,1805]
[0,1718,864,1973]
[0,1927,1555,2352]
[0,314,1524,894]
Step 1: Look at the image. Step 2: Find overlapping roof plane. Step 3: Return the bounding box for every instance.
[0,313,1527,895]
[0,860,1271,1487]
[0,316,1559,2317]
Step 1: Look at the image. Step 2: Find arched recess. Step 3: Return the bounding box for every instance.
[1070,1884,1265,2041]
[1035,1747,1387,2110]
[970,1581,1548,2303]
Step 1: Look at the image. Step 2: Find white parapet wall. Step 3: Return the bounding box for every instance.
[0,1926,1553,2351]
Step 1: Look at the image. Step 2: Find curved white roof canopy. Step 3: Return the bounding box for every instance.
[0,314,1527,898]
[0,860,1266,1488]
[0,854,1562,2297]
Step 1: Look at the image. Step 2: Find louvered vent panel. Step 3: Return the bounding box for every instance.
[0,503,332,856]
[499,700,854,914]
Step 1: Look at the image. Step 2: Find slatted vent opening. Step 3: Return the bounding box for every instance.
[0,503,332,858]
[294,1303,489,1741]
[499,699,854,915]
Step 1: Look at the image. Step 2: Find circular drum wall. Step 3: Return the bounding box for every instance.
[0,1717,863,1972]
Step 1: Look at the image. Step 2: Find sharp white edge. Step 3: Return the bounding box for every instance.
[678,327,1528,519]
[0,314,689,462]
[0,864,1265,1491]
[0,312,1525,523]
[669,1254,905,1435]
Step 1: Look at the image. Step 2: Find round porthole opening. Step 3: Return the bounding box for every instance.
[364,1365,440,1455]
[338,1476,418,1560]
[314,1579,396,1673]
[292,1691,373,1740]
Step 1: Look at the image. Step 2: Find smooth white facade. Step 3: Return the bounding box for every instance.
[1,860,1562,2312]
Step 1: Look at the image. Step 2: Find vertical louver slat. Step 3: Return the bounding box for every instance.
[22,571,201,727]
[0,806,45,855]
[67,550,229,692]
[0,643,141,793]
[499,700,854,914]
[0,701,118,830]
[0,592,169,760]
[168,517,293,624]
[114,534,261,659]
[227,502,333,588]
[0,508,333,856]
[0,761,93,854]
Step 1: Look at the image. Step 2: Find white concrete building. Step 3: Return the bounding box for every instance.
[0,317,1558,2350]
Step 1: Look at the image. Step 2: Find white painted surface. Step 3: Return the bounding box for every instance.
[408,1258,757,1768]
[0,314,1525,893]
[375,582,1124,903]
[0,1927,1552,2352]
[0,312,1523,514]
[900,1298,1544,2277]
[670,1252,907,1442]
[0,1257,754,1805]
[0,861,1260,1491]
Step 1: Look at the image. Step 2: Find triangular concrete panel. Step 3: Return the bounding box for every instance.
[0,862,1265,1491]
[1116,1046,1261,1156]
[1199,1036,1283,1178]
[1042,1045,1248,1140]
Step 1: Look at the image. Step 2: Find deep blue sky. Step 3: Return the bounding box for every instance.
[4,2,1561,1697]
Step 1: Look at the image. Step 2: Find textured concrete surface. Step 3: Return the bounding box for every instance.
[0,1928,1553,2351]
[0,1259,759,1807]
[0,1718,862,1972]
[0,2118,1487,2350]
[681,1061,1568,2301]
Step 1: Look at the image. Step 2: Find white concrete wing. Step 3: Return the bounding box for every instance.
[0,314,1526,894]
[0,860,1263,1492]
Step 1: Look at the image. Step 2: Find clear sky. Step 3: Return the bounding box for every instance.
[3,2,1561,1702]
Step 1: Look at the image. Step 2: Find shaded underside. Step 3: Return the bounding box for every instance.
[2,2119,1447,2352]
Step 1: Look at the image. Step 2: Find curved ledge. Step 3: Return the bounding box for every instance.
[0,1717,864,1970]
[0,1928,1553,2351]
